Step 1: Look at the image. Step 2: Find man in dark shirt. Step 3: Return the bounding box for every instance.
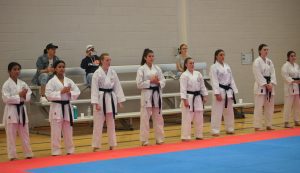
[80,45,100,86]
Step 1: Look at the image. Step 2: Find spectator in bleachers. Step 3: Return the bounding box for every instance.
[2,62,33,160]
[32,43,60,103]
[91,53,126,151]
[45,60,80,156]
[80,45,100,86]
[136,48,166,146]
[176,43,189,76]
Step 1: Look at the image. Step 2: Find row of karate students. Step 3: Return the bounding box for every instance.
[2,44,300,161]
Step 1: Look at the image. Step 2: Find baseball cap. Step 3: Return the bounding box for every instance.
[46,43,58,50]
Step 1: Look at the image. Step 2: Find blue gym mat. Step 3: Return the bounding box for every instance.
[28,136,300,173]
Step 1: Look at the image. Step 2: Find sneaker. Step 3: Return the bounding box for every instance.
[284,122,292,128]
[109,146,114,150]
[195,137,203,140]
[40,96,48,103]
[295,121,300,126]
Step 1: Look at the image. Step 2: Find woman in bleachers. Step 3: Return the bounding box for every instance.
[136,48,166,146]
[176,43,189,77]
[180,57,208,141]
[210,49,238,136]
[45,60,80,156]
[281,51,300,128]
[91,53,126,151]
[2,62,33,160]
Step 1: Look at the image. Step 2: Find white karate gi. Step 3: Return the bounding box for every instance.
[46,75,80,155]
[180,70,208,139]
[253,57,277,129]
[91,67,126,148]
[136,64,166,144]
[2,77,33,159]
[210,62,238,134]
[281,61,300,123]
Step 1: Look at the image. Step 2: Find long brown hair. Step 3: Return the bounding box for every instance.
[287,50,296,61]
[183,57,193,71]
[140,48,154,65]
[99,53,109,66]
[258,44,267,56]
[214,49,224,63]
[178,43,187,55]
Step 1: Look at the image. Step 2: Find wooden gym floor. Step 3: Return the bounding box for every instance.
[0,105,292,162]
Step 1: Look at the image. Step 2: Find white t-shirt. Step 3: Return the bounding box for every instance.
[48,59,53,68]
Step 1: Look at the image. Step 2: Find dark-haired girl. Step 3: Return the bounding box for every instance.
[136,49,166,146]
[180,57,208,140]
[210,49,238,136]
[2,62,33,160]
[253,44,277,131]
[281,51,300,128]
[45,60,80,155]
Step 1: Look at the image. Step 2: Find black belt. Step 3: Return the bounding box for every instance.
[292,78,300,96]
[264,76,272,102]
[219,84,237,108]
[147,86,162,113]
[13,102,25,126]
[99,88,116,118]
[52,100,73,126]
[187,91,203,112]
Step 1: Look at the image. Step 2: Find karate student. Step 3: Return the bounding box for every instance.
[136,48,166,146]
[281,51,300,128]
[210,49,238,136]
[253,44,277,131]
[180,57,208,141]
[45,60,80,155]
[2,62,33,161]
[91,53,126,151]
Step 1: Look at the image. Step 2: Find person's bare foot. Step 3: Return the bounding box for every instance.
[254,128,264,131]
[284,122,293,128]
[141,141,149,146]
[93,147,99,152]
[266,126,274,130]
[195,137,203,140]
[226,131,235,135]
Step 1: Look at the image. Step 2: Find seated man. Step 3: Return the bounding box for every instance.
[32,43,60,103]
[80,45,100,86]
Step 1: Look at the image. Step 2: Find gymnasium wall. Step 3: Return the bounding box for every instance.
[0,0,300,123]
